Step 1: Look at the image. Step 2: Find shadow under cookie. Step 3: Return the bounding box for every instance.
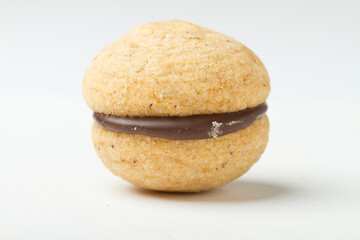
[123,179,289,202]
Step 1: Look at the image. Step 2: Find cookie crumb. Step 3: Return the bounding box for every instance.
[226,120,243,126]
[111,144,114,148]
[230,152,233,155]
[208,121,223,138]
[149,104,153,108]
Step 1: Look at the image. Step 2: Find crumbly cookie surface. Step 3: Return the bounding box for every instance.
[83,20,270,117]
[92,115,269,192]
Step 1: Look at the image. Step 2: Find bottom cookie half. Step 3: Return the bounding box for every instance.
[91,115,269,192]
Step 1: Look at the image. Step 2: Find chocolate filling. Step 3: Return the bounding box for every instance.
[93,103,267,140]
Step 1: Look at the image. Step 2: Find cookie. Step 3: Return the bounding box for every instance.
[83,20,270,192]
[83,20,270,117]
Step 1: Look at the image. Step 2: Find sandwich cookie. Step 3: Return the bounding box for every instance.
[83,20,270,192]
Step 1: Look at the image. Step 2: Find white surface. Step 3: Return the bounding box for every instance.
[1,0,360,239]
[0,96,359,239]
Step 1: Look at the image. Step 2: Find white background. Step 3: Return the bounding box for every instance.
[0,0,359,239]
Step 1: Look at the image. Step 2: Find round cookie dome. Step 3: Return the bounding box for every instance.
[83,20,270,117]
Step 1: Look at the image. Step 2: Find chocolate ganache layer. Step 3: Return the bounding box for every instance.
[93,103,267,140]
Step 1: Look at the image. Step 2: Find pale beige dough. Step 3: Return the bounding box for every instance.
[83,20,270,117]
[92,115,269,192]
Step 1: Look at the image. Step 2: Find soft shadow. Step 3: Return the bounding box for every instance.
[125,180,290,202]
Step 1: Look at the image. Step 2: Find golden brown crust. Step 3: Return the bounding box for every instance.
[91,115,269,192]
[83,20,270,117]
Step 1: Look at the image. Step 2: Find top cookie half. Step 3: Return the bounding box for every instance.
[83,21,270,117]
